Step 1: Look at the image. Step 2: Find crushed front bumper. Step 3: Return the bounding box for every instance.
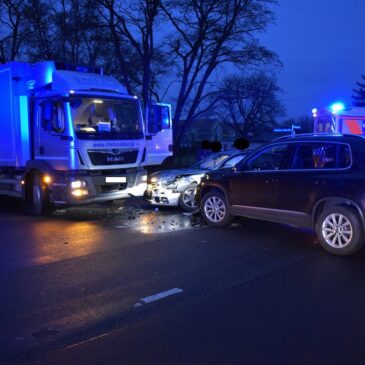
[144,182,181,207]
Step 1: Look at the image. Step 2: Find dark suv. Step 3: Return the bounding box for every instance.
[197,134,365,256]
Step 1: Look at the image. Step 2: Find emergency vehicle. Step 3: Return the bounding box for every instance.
[313,103,365,135]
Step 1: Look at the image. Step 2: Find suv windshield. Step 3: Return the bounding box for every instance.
[193,153,232,170]
[70,97,143,140]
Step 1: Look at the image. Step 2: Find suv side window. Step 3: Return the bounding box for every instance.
[246,144,288,171]
[339,144,351,168]
[290,143,351,170]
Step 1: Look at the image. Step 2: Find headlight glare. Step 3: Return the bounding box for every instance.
[71,180,86,189]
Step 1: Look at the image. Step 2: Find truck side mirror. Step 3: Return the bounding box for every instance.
[41,101,65,133]
[42,102,53,124]
[146,103,171,135]
[41,102,53,130]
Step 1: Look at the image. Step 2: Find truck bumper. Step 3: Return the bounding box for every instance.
[51,168,147,207]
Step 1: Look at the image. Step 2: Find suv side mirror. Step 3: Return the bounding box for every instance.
[236,160,248,172]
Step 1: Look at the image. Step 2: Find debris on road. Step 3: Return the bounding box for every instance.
[32,328,58,340]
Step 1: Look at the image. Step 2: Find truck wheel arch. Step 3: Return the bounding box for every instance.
[25,160,55,175]
[24,161,55,201]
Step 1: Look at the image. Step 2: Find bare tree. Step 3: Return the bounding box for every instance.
[0,0,30,63]
[97,0,170,106]
[352,75,365,107]
[161,0,278,148]
[24,0,106,65]
[216,72,285,136]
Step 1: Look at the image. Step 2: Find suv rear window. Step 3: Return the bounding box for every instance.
[290,143,351,170]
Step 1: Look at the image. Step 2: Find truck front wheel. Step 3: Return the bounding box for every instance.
[27,174,50,216]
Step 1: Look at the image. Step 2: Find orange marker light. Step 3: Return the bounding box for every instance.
[43,175,52,184]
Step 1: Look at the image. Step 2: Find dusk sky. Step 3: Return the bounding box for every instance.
[261,0,365,119]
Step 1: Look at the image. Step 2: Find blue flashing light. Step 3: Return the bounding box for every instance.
[44,64,53,84]
[330,102,345,114]
[312,108,318,115]
[65,102,76,169]
[19,96,30,164]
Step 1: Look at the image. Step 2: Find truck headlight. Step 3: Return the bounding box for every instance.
[71,180,86,189]
[141,175,148,182]
[70,180,88,197]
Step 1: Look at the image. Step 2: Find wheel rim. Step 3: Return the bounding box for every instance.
[322,213,353,249]
[32,183,42,207]
[204,196,226,223]
[182,187,197,208]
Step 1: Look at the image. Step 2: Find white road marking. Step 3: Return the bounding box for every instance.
[134,288,183,307]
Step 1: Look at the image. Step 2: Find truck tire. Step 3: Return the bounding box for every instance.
[27,174,50,216]
[179,184,198,211]
[316,206,364,256]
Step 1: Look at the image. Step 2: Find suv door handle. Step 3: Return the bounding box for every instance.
[315,180,327,186]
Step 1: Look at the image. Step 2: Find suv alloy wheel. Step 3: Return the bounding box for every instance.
[201,190,233,227]
[316,206,364,256]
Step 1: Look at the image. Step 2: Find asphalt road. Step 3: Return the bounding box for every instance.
[1,196,365,365]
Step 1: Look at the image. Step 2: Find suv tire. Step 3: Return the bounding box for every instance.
[201,190,233,227]
[316,206,364,256]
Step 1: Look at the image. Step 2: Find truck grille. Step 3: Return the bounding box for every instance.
[88,149,139,166]
[100,183,127,193]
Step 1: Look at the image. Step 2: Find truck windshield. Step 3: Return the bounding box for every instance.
[70,97,144,140]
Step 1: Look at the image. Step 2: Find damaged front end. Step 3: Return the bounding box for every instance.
[144,173,203,208]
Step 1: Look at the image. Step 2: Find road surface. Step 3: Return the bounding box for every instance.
[1,196,365,365]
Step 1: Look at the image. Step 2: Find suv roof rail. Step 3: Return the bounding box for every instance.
[272,133,365,142]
